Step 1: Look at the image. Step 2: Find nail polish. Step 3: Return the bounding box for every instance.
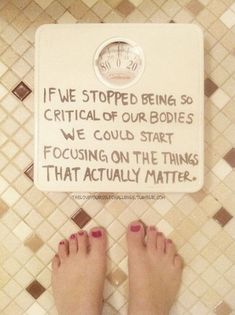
[70,234,76,239]
[92,230,102,238]
[78,231,84,236]
[130,225,141,232]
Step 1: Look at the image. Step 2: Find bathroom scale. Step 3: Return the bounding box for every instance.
[34,23,204,193]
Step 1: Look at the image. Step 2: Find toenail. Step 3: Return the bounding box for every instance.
[78,231,84,236]
[70,234,76,239]
[130,224,141,232]
[59,241,65,245]
[167,239,172,243]
[149,226,156,231]
[157,232,163,236]
[92,230,102,238]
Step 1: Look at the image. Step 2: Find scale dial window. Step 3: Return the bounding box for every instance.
[94,39,144,88]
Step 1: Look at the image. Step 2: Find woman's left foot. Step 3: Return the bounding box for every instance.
[52,228,107,315]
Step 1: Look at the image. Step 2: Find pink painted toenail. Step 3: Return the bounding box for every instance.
[78,231,84,236]
[92,230,102,238]
[59,241,64,245]
[130,225,141,232]
[70,234,76,239]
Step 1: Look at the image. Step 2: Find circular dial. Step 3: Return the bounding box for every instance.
[94,39,144,88]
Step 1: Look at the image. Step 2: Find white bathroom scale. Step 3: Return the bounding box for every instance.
[34,23,204,193]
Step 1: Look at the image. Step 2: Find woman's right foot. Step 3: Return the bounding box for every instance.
[127,221,183,315]
[52,227,107,315]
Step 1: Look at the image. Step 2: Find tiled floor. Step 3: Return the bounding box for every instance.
[0,0,235,314]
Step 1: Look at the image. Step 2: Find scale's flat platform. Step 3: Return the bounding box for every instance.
[34,23,204,193]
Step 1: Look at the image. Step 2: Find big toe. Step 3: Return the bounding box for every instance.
[127,221,145,254]
[89,227,106,257]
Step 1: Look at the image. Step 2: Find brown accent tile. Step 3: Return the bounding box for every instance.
[204,78,218,97]
[24,234,44,252]
[223,148,235,168]
[215,301,232,315]
[116,0,135,16]
[12,81,32,101]
[186,0,204,16]
[107,268,127,286]
[0,199,9,217]
[26,280,45,299]
[24,163,34,181]
[71,208,91,228]
[213,207,233,227]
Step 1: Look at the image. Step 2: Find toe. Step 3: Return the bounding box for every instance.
[146,225,157,251]
[156,232,165,253]
[127,221,145,252]
[165,239,176,262]
[77,230,88,255]
[174,254,183,269]
[58,239,69,260]
[69,233,78,255]
[89,227,106,255]
[52,254,60,270]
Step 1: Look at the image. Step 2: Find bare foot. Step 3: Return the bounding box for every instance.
[127,221,183,315]
[52,228,106,315]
